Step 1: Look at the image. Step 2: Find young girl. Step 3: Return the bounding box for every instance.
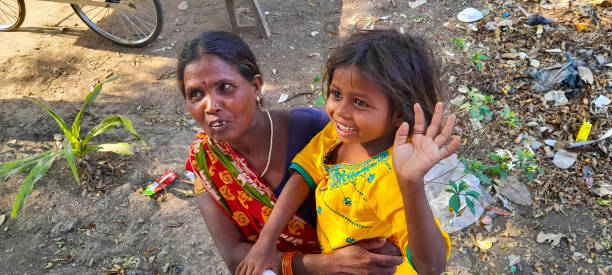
[237,29,458,275]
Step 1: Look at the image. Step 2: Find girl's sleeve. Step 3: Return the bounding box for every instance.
[290,122,336,190]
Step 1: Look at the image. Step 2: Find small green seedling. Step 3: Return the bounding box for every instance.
[499,106,521,128]
[452,37,469,52]
[459,87,495,122]
[0,77,147,218]
[516,148,542,180]
[469,50,487,71]
[461,157,492,186]
[446,180,480,215]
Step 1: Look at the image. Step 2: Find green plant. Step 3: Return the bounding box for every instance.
[459,87,494,122]
[0,77,146,218]
[516,148,542,180]
[446,180,480,215]
[486,150,513,179]
[461,157,491,185]
[469,50,487,71]
[313,75,328,107]
[452,37,468,52]
[499,106,521,128]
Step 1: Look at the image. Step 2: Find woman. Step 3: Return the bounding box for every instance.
[179,31,404,274]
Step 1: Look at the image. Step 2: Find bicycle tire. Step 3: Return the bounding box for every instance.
[0,0,25,31]
[71,0,163,47]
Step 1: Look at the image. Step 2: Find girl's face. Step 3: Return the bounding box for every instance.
[326,65,397,150]
[183,54,262,142]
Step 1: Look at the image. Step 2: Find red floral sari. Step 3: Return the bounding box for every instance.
[186,132,320,253]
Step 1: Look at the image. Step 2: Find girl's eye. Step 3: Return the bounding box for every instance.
[331,90,342,99]
[354,98,368,107]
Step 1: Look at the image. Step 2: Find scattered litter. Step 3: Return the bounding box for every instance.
[508,254,521,266]
[0,214,5,226]
[424,154,493,233]
[450,95,465,106]
[277,94,289,103]
[530,59,540,68]
[408,0,427,9]
[527,14,554,25]
[468,24,478,32]
[577,66,594,84]
[572,252,587,261]
[476,238,493,250]
[544,146,555,158]
[544,48,563,54]
[493,193,513,211]
[470,118,483,131]
[552,149,578,169]
[177,1,189,11]
[53,134,63,141]
[308,52,321,59]
[485,22,498,31]
[143,171,178,196]
[593,95,611,108]
[521,135,542,150]
[497,176,532,206]
[498,19,513,28]
[185,171,195,182]
[531,59,584,93]
[152,47,173,53]
[501,84,513,94]
[502,13,511,18]
[575,121,592,142]
[480,212,494,231]
[583,166,594,188]
[457,8,484,23]
[536,232,565,247]
[543,90,568,106]
[310,31,319,37]
[576,23,589,31]
[272,69,278,76]
[487,205,511,216]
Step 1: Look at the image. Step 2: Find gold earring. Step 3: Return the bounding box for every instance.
[256,96,262,109]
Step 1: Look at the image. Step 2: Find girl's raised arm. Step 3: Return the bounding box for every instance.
[392,102,459,274]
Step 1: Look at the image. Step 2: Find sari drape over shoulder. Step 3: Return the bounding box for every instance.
[186,132,320,253]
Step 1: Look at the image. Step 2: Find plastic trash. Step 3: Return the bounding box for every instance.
[575,121,592,142]
[485,21,498,31]
[591,95,611,113]
[424,154,493,233]
[544,90,569,106]
[457,8,484,23]
[552,149,577,169]
[583,166,594,188]
[531,54,585,94]
[527,14,554,25]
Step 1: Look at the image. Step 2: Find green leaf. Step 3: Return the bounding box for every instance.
[310,84,315,91]
[448,180,458,192]
[445,188,455,194]
[0,152,53,182]
[72,76,118,139]
[83,115,146,149]
[500,169,507,179]
[11,151,62,218]
[315,93,325,106]
[465,198,476,215]
[93,143,134,155]
[487,153,498,162]
[313,76,321,83]
[117,116,147,146]
[28,99,74,142]
[449,194,461,214]
[466,191,480,198]
[63,140,80,185]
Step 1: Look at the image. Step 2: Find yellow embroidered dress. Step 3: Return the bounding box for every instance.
[290,122,451,274]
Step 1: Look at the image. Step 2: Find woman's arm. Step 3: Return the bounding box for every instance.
[236,173,312,275]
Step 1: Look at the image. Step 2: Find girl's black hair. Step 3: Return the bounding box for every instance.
[177,31,262,98]
[324,29,441,132]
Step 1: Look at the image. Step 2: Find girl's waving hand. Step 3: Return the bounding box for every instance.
[392,102,459,186]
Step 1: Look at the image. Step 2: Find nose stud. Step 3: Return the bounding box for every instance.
[215,104,220,108]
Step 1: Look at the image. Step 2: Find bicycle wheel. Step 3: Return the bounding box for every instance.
[0,0,25,31]
[71,0,163,47]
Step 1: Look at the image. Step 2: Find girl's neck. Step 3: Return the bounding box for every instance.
[332,133,395,164]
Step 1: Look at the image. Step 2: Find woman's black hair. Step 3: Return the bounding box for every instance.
[177,31,262,98]
[323,29,441,132]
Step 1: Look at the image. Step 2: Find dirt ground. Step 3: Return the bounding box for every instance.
[1,0,611,274]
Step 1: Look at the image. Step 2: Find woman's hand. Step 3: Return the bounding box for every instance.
[235,241,282,275]
[392,102,459,186]
[318,238,404,275]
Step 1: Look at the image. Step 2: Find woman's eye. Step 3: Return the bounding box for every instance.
[354,99,368,107]
[220,83,232,91]
[188,90,204,99]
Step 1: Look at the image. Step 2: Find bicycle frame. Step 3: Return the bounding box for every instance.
[39,0,135,11]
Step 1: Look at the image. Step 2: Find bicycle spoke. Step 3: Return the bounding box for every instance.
[71,0,162,46]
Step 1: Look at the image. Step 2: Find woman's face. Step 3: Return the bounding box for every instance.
[183,54,262,142]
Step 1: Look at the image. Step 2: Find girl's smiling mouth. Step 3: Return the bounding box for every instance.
[335,121,357,137]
